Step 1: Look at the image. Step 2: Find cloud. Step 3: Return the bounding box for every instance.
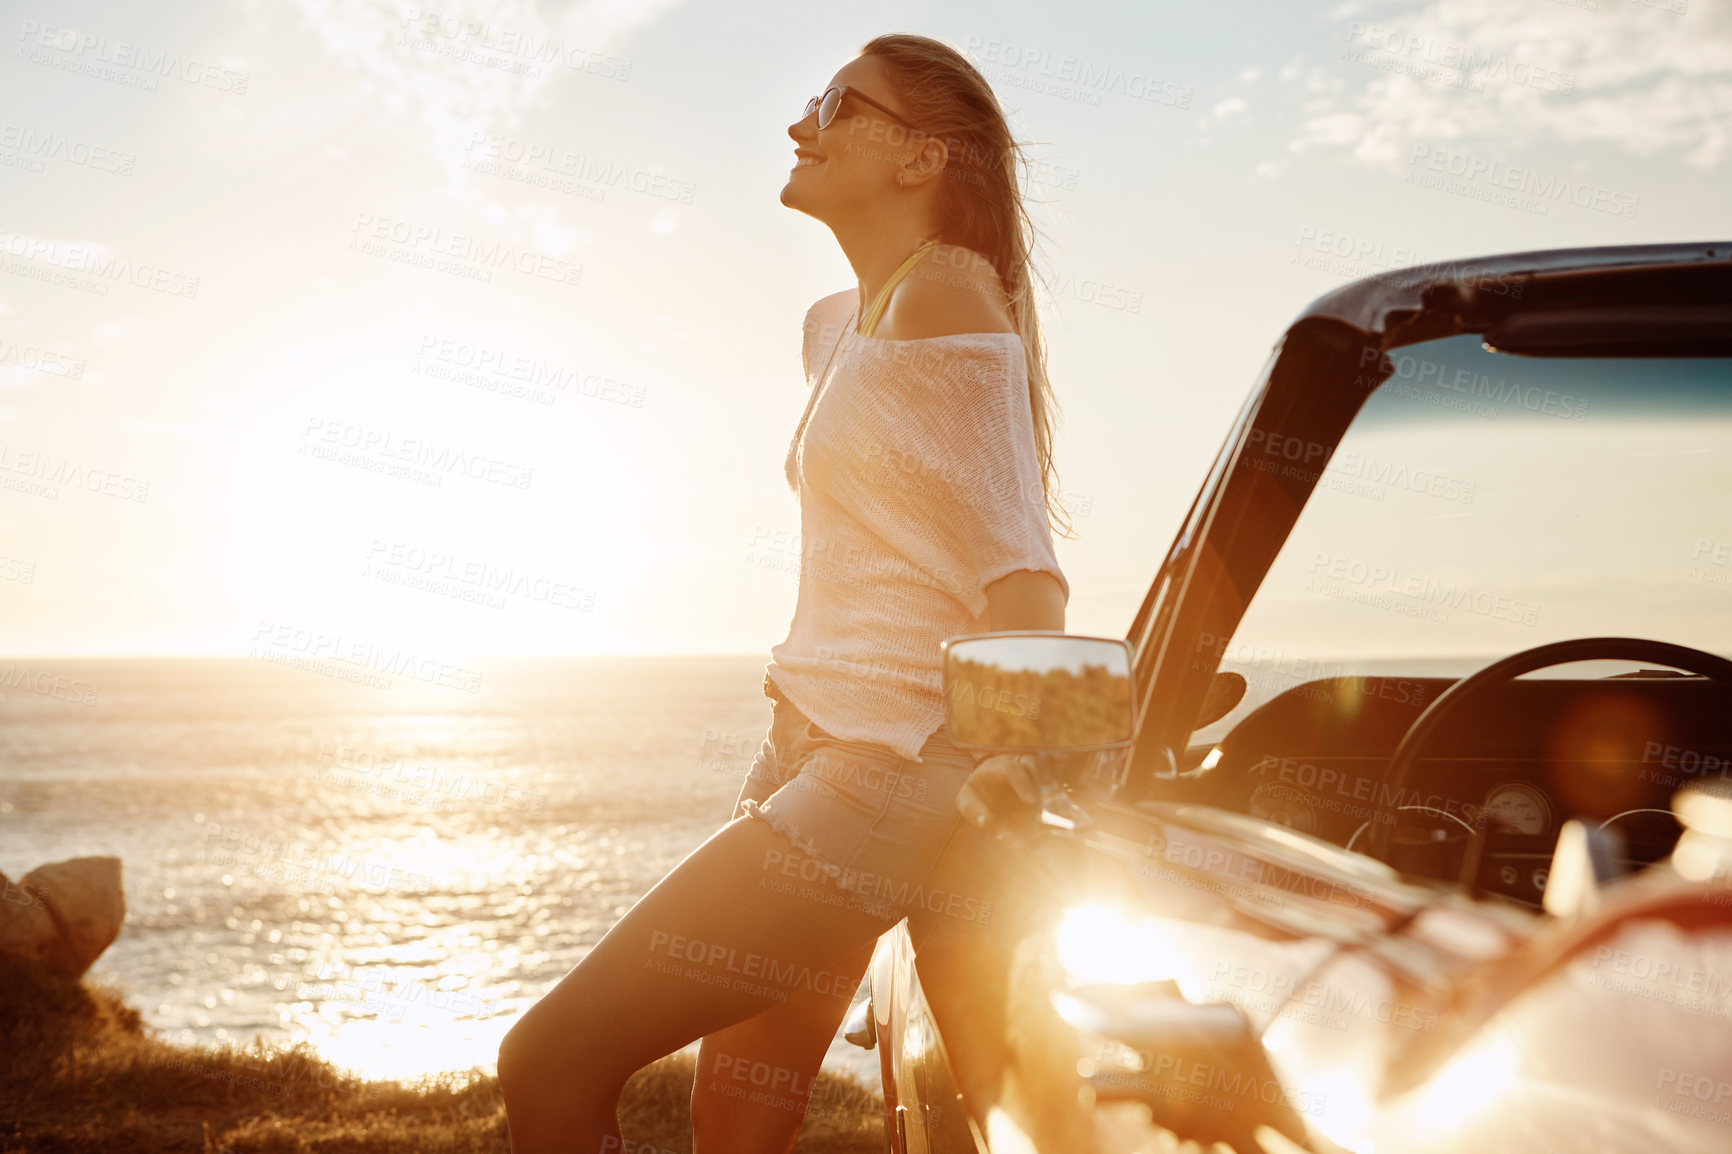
[1,234,117,267]
[91,315,148,349]
[1289,0,1732,169]
[285,0,686,179]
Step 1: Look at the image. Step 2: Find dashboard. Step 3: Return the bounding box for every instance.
[1180,675,1732,907]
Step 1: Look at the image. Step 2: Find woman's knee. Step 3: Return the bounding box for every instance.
[496,1016,542,1103]
[498,1008,612,1104]
[687,1084,731,1140]
[691,1085,804,1154]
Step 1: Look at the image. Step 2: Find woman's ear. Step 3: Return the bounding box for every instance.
[902,135,950,188]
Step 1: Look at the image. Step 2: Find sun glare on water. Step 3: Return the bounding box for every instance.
[300,1013,518,1083]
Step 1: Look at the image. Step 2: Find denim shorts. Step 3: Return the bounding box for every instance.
[733,672,984,923]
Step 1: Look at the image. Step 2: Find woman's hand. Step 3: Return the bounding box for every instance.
[956,753,1042,831]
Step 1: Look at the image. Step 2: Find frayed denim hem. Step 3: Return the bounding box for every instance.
[738,797,845,881]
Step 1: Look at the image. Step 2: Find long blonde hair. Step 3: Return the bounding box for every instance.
[856,32,1074,540]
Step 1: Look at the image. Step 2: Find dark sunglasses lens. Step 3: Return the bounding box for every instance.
[818,88,842,129]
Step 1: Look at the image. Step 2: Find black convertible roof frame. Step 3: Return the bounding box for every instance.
[1122,242,1732,792]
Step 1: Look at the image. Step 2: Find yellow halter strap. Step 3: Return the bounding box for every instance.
[858,237,941,337]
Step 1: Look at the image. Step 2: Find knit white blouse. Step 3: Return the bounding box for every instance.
[765,288,1071,762]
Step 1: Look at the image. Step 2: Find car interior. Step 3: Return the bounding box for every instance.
[1162,316,1732,910]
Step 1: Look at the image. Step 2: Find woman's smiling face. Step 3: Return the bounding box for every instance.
[781,55,922,223]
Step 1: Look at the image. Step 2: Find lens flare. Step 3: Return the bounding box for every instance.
[1054,903,1187,986]
[1399,1031,1520,1130]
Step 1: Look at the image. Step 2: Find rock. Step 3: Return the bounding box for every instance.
[0,857,126,978]
[0,868,70,970]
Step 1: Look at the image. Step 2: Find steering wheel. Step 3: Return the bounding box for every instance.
[1363,637,1732,869]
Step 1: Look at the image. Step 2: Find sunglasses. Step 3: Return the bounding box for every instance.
[803,84,922,133]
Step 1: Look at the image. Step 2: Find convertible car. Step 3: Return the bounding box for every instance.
[843,242,1732,1154]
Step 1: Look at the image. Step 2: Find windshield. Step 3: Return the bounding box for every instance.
[1199,333,1732,739]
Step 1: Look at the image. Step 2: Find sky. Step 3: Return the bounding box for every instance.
[1,0,1728,658]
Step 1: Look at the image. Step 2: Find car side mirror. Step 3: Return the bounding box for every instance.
[939,631,1137,752]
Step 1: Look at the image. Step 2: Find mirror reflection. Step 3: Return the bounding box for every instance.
[942,633,1136,751]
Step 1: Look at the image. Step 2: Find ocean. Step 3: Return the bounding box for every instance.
[0,654,879,1085]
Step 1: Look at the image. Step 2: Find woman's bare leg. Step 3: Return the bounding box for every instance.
[496,816,894,1154]
[902,819,1044,1115]
[689,939,874,1154]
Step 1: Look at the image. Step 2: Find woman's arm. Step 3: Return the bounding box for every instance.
[983,568,1065,633]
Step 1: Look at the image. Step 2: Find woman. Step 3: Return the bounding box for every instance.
[497,32,1072,1153]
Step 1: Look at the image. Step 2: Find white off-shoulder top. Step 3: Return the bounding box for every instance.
[765,288,1071,762]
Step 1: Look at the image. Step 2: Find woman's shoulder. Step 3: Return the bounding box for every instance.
[804,288,856,339]
[799,289,856,385]
[857,329,1028,411]
[877,244,1015,341]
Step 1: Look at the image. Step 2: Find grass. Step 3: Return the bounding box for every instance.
[0,956,886,1153]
